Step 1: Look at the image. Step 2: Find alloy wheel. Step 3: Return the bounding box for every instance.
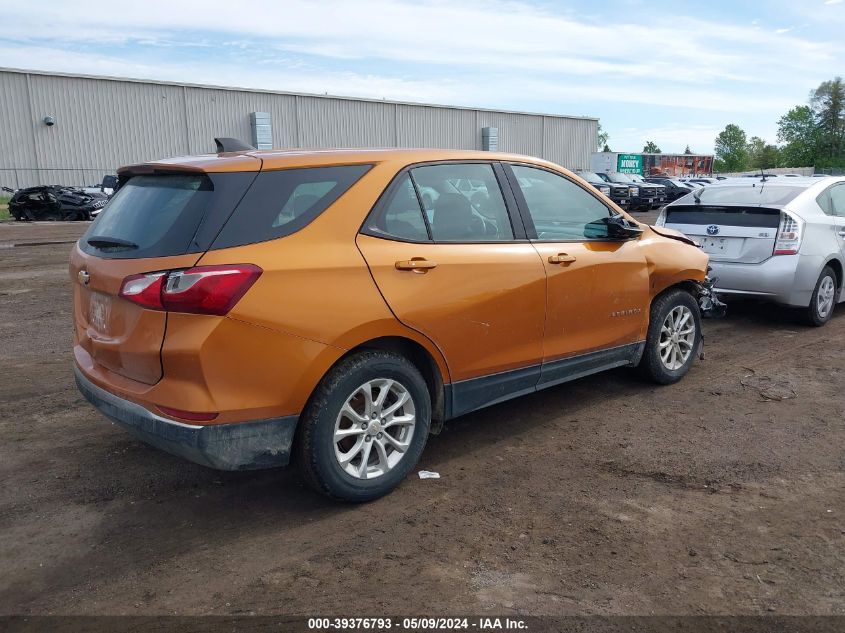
[659,305,696,371]
[333,378,416,480]
[817,275,836,319]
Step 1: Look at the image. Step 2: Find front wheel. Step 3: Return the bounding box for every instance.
[638,289,702,384]
[805,266,838,327]
[295,350,431,502]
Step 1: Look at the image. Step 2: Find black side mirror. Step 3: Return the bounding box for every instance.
[605,214,644,240]
[101,175,118,190]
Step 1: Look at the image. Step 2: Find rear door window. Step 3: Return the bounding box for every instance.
[364,173,430,242]
[828,184,845,217]
[410,163,514,242]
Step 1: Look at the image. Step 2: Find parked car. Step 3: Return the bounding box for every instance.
[574,169,633,208]
[8,185,108,221]
[598,172,666,210]
[72,142,718,501]
[656,177,845,326]
[645,177,694,202]
[628,174,668,207]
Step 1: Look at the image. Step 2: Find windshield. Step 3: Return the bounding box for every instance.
[674,184,806,206]
[607,172,635,184]
[628,175,645,182]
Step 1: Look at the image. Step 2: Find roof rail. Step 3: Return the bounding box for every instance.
[214,137,255,153]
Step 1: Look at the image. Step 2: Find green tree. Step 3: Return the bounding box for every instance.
[714,124,748,172]
[642,141,662,153]
[777,105,819,167]
[684,145,693,155]
[597,122,609,151]
[810,77,845,165]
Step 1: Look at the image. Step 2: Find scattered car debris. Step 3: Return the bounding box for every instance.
[418,470,441,479]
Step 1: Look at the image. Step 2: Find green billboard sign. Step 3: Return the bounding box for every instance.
[616,153,643,175]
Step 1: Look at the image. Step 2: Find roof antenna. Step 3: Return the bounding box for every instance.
[214,137,255,153]
[759,166,767,183]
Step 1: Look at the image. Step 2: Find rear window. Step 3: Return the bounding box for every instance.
[80,173,249,259]
[665,205,781,228]
[674,185,805,206]
[211,165,371,249]
[80,165,370,258]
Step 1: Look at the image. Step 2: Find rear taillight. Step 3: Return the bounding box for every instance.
[774,211,803,256]
[118,271,166,310]
[119,264,262,315]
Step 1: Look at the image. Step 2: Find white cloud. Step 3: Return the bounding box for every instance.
[824,0,843,5]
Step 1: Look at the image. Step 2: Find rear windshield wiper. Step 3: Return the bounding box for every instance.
[86,236,139,250]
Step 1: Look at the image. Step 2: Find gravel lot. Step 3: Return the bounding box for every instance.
[1,218,843,617]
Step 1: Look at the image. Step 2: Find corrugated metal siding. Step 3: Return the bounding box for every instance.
[27,74,187,170]
[184,87,297,154]
[395,105,477,149]
[0,69,597,187]
[0,72,36,171]
[476,111,544,156]
[543,116,597,170]
[296,96,396,148]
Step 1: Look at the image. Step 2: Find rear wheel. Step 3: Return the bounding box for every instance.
[638,289,702,384]
[805,266,838,327]
[295,350,431,502]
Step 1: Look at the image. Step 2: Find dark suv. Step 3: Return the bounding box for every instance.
[598,172,666,210]
[575,170,633,208]
[644,177,693,202]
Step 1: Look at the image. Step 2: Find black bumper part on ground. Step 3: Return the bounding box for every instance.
[74,366,298,471]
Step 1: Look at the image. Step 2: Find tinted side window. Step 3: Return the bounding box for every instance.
[511,165,612,240]
[364,173,430,241]
[410,163,513,242]
[213,165,372,249]
[829,184,845,217]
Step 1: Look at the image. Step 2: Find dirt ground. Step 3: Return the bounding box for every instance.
[1,219,843,617]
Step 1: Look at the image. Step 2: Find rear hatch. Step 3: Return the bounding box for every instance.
[70,168,258,384]
[663,205,780,263]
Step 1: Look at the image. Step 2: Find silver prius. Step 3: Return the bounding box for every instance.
[655,177,845,326]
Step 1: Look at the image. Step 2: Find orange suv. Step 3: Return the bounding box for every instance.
[72,141,717,501]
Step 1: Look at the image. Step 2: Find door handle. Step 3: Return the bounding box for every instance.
[395,258,438,272]
[548,253,577,264]
[838,229,845,237]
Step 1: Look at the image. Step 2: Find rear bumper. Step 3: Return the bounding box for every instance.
[74,365,298,471]
[709,254,823,307]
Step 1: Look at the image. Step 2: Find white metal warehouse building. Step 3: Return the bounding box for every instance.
[0,67,598,189]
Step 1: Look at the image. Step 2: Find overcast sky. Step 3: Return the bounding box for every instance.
[1,0,843,153]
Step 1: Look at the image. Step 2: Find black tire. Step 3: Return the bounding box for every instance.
[638,289,702,385]
[804,266,838,327]
[295,350,431,502]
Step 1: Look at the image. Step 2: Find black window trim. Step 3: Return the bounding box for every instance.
[502,162,639,244]
[358,159,529,244]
